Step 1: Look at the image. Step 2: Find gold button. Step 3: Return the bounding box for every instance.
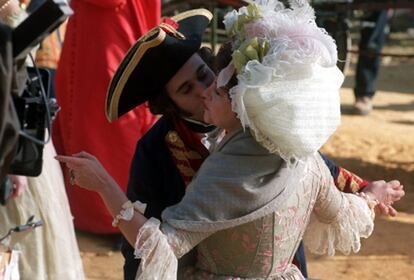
[168,132,178,143]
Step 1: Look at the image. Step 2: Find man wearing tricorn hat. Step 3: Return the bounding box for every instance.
[104,7,399,280]
[106,8,313,279]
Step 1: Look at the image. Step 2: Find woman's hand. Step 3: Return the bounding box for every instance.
[57,151,147,246]
[55,151,117,194]
[361,180,405,217]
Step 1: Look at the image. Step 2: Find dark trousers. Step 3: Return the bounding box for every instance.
[354,10,388,99]
[295,241,308,278]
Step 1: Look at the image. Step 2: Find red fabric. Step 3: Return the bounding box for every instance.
[162,18,179,30]
[291,257,301,272]
[54,0,160,233]
[81,0,125,9]
[164,118,210,186]
[173,118,209,159]
[335,167,369,193]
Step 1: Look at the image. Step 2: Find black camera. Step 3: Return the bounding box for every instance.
[9,67,57,177]
[13,0,73,60]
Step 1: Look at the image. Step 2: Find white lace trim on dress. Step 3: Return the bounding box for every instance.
[134,218,211,280]
[134,218,177,280]
[304,193,375,256]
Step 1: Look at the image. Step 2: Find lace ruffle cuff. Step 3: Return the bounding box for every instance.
[304,193,375,256]
[134,218,178,280]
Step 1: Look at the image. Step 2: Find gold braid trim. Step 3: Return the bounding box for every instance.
[165,131,202,185]
[336,170,347,191]
[175,163,196,178]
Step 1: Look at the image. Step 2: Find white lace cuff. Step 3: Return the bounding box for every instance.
[134,218,177,280]
[304,193,375,256]
[112,200,147,227]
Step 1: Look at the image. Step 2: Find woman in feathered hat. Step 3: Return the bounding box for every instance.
[57,1,404,279]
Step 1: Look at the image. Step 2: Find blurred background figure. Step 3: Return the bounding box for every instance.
[28,0,66,99]
[53,0,160,240]
[353,10,389,115]
[0,0,85,279]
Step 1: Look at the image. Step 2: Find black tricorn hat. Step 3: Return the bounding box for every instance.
[106,9,213,122]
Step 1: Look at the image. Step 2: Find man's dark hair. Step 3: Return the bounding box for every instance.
[148,46,214,118]
[215,41,238,91]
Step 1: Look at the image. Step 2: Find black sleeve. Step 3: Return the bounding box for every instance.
[122,132,187,280]
[319,152,339,179]
[122,140,162,280]
[125,141,167,219]
[120,119,196,279]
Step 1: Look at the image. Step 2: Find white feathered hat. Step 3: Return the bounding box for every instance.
[219,0,344,162]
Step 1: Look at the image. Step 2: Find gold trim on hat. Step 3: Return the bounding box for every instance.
[106,8,213,122]
[159,22,186,40]
[172,9,213,22]
[107,29,166,122]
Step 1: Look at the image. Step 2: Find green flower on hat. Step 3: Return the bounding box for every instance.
[232,37,270,73]
[225,3,261,38]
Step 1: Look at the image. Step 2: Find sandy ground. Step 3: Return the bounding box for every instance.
[77,50,414,279]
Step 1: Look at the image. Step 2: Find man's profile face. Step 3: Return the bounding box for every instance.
[165,53,215,122]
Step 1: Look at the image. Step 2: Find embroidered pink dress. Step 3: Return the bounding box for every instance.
[133,131,374,280]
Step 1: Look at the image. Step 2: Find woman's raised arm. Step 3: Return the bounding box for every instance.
[56,151,146,245]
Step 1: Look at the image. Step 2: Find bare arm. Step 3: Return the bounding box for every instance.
[56,151,211,279]
[56,151,212,254]
[56,152,146,246]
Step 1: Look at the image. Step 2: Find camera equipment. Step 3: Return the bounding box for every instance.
[0,0,72,204]
[0,215,43,244]
[8,0,73,176]
[8,66,53,177]
[13,0,73,60]
[0,65,57,205]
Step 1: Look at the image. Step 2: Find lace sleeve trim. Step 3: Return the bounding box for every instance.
[133,218,212,279]
[134,218,177,280]
[160,223,211,258]
[304,193,374,256]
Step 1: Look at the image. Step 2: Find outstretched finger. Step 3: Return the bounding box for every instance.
[391,189,405,201]
[388,206,398,217]
[392,183,404,190]
[388,180,401,189]
[375,203,388,216]
[55,155,86,167]
[73,151,95,160]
